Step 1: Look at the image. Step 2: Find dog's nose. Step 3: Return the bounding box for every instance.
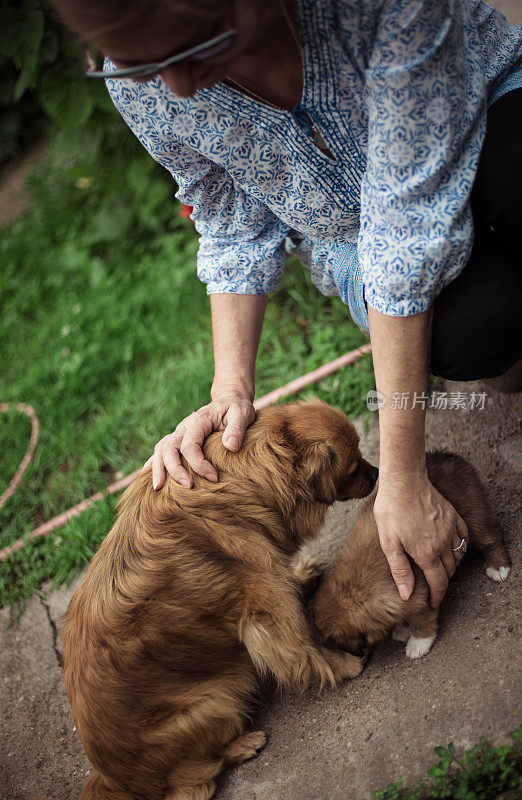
[369,465,379,484]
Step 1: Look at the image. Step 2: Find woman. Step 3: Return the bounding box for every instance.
[53,0,521,609]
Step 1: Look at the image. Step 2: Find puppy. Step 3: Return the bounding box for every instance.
[312,451,511,661]
[63,399,378,800]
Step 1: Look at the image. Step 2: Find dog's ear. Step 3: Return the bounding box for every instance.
[302,442,337,504]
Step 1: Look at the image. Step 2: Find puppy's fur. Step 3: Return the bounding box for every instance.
[312,451,511,661]
[63,399,378,800]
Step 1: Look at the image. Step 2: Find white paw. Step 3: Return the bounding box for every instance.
[405,635,436,659]
[485,565,510,582]
[392,625,411,642]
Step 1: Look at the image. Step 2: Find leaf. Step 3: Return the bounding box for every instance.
[39,69,95,131]
[20,10,44,68]
[75,123,104,165]
[13,64,36,102]
[0,9,23,58]
[40,28,60,65]
[86,77,117,113]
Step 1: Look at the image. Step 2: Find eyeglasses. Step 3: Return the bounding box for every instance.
[84,28,237,80]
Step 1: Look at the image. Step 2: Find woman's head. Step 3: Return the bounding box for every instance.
[50,0,260,97]
[52,0,223,45]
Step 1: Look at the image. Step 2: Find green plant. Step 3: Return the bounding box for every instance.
[0,0,116,164]
[374,724,522,800]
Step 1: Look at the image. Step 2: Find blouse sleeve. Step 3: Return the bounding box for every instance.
[105,77,290,295]
[358,0,488,317]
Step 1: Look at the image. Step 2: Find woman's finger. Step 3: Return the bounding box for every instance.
[381,540,415,600]
[180,434,218,481]
[424,559,449,610]
[151,446,167,491]
[441,545,457,581]
[456,514,469,545]
[161,441,193,489]
[222,402,253,451]
[450,515,469,570]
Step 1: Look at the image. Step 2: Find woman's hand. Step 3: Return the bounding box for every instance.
[366,305,469,608]
[142,389,255,490]
[374,472,469,608]
[144,293,267,490]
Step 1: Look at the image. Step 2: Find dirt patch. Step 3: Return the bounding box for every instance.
[0,378,520,800]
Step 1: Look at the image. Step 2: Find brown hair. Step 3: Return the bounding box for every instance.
[50,0,226,44]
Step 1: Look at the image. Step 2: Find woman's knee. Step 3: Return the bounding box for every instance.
[430,339,519,382]
[472,88,522,256]
[431,300,521,381]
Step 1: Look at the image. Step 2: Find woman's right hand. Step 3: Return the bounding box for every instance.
[142,389,256,490]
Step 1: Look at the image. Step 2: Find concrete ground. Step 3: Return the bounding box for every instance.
[1,374,521,800]
[1,2,521,798]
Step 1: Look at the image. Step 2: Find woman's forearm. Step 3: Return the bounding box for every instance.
[210,293,268,401]
[367,304,433,482]
[368,303,468,607]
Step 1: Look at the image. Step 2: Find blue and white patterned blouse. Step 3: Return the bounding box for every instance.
[106,0,522,333]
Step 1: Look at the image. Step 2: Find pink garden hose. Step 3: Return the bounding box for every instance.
[0,403,39,511]
[0,343,371,562]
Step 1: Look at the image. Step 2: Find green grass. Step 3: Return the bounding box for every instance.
[0,126,374,610]
[374,724,522,800]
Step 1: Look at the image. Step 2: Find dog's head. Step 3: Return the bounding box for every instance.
[311,577,376,658]
[311,551,407,657]
[273,398,378,505]
[199,398,377,551]
[203,398,377,508]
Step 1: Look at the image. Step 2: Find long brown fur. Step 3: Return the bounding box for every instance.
[312,451,511,659]
[63,399,378,800]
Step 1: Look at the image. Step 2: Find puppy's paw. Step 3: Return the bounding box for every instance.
[224,731,267,764]
[405,635,436,659]
[485,565,510,582]
[292,554,326,586]
[392,625,411,642]
[320,647,364,684]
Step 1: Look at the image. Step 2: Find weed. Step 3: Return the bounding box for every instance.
[374,724,522,800]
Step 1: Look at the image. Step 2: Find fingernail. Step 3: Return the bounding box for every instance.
[152,478,158,491]
[205,472,218,482]
[398,584,410,600]
[226,436,239,450]
[179,479,191,488]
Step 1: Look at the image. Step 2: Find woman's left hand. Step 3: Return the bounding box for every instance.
[374,472,469,609]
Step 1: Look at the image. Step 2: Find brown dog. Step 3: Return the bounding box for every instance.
[63,399,378,800]
[312,451,511,661]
